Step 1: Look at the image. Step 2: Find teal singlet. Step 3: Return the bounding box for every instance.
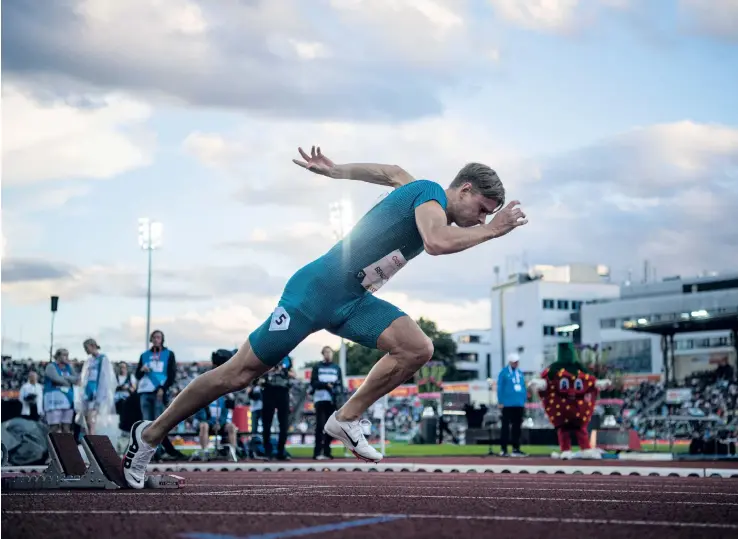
[249,179,448,365]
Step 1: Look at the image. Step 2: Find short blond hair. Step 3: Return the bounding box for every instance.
[450,163,505,212]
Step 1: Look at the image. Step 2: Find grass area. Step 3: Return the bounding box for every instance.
[176,438,689,459]
[285,441,688,458]
[286,442,534,459]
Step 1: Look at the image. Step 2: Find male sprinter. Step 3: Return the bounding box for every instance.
[123,146,527,488]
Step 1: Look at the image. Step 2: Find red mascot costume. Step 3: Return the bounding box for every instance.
[528,343,610,459]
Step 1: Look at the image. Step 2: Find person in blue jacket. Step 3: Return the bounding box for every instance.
[496,353,527,457]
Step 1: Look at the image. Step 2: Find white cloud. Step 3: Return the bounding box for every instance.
[1,85,153,186]
[678,0,738,41]
[0,259,284,305]
[488,0,631,33]
[3,0,489,121]
[218,222,336,262]
[330,0,467,61]
[74,0,211,66]
[288,39,331,60]
[489,0,581,32]
[184,111,517,212]
[182,132,248,169]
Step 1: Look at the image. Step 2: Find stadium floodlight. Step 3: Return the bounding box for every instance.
[138,218,163,350]
[329,199,354,241]
[691,309,709,318]
[328,199,355,379]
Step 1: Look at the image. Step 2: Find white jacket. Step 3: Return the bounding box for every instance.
[19,382,44,416]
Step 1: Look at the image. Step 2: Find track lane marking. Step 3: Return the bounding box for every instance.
[2,510,736,530]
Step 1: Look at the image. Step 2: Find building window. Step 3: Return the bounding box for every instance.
[571,301,582,310]
[517,346,524,353]
[543,325,556,336]
[600,318,617,329]
[542,299,555,309]
[517,321,524,328]
[602,338,653,373]
[557,300,570,310]
[459,335,480,344]
[456,352,479,363]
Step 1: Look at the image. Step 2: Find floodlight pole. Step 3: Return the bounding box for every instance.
[139,218,162,351]
[146,243,153,348]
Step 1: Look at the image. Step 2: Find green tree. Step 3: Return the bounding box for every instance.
[341,343,384,377]
[342,316,463,381]
[416,317,464,382]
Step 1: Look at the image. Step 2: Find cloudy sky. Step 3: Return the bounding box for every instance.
[2,0,737,366]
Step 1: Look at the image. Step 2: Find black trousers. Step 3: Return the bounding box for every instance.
[500,406,524,452]
[262,387,290,456]
[314,400,336,457]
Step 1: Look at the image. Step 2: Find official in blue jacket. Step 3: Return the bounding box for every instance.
[496,353,527,457]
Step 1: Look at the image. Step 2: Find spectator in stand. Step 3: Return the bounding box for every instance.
[43,348,79,433]
[80,338,116,435]
[716,357,735,383]
[496,353,527,457]
[19,371,43,421]
[310,346,344,460]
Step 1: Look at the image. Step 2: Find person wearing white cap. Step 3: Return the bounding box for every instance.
[496,352,527,457]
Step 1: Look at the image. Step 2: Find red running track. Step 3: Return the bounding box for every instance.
[3,471,738,539]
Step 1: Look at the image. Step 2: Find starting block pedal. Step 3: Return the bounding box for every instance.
[2,432,185,491]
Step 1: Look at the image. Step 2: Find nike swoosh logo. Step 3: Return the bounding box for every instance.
[341,427,360,447]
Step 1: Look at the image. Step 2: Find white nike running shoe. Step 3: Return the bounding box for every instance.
[122,420,157,489]
[323,412,383,463]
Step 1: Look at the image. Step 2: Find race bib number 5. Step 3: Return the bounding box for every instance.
[357,250,407,293]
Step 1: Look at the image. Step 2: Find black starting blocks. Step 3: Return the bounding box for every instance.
[1,433,184,491]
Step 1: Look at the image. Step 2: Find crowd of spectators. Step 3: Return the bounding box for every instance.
[4,354,737,451]
[2,357,83,391]
[622,381,665,416]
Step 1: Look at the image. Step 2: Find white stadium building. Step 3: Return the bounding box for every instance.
[578,273,738,383]
[452,264,738,383]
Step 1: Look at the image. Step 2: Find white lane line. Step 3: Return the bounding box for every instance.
[195,486,331,496]
[158,478,738,490]
[4,485,737,498]
[261,484,738,496]
[11,491,731,506]
[2,510,736,530]
[1,486,332,497]
[262,492,738,506]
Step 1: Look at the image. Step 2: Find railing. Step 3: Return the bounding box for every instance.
[637,414,732,453]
